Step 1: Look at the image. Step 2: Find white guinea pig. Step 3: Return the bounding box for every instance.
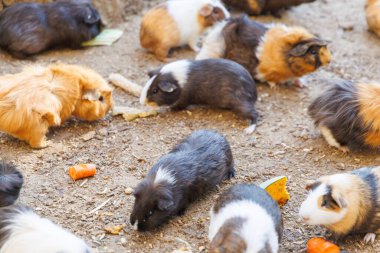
[299,166,380,244]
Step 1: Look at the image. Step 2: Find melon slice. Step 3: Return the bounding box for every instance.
[259,176,290,206]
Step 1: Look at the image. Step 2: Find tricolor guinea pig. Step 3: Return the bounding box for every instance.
[197,15,332,88]
[140,58,258,134]
[299,166,380,244]
[308,79,380,152]
[0,64,113,148]
[0,205,93,253]
[209,184,283,253]
[0,162,23,207]
[130,130,235,231]
[0,0,101,58]
[140,0,230,62]
[366,0,380,37]
[222,0,316,16]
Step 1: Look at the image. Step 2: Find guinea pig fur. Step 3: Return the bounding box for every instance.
[0,64,113,148]
[221,0,316,16]
[196,15,332,88]
[139,58,258,134]
[130,130,235,231]
[0,163,23,207]
[366,0,380,38]
[299,166,380,244]
[308,79,380,152]
[209,184,283,253]
[0,0,101,58]
[0,205,93,253]
[140,0,230,62]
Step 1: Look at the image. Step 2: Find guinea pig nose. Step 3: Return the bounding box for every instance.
[302,216,310,221]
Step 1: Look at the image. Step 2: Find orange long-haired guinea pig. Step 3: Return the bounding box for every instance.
[366,0,380,37]
[308,79,380,152]
[197,16,332,88]
[0,64,113,148]
[140,0,230,62]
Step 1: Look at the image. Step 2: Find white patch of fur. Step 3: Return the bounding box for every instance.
[196,20,227,60]
[209,200,279,253]
[160,60,191,87]
[244,124,256,134]
[140,75,157,105]
[154,167,176,185]
[364,233,376,244]
[319,125,342,149]
[0,209,92,253]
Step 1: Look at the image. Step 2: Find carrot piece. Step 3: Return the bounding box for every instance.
[68,164,96,180]
[307,238,340,253]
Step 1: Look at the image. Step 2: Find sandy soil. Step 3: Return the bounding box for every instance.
[1,0,380,252]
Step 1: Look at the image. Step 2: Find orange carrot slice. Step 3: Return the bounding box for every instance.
[307,238,340,253]
[68,164,96,180]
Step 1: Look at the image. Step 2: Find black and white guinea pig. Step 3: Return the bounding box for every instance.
[140,58,258,134]
[222,0,316,16]
[0,0,101,58]
[299,166,380,244]
[209,184,283,253]
[130,130,235,231]
[0,205,93,252]
[197,15,331,88]
[308,79,380,152]
[140,0,229,62]
[0,162,23,207]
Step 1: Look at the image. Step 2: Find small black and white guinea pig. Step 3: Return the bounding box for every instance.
[308,79,380,152]
[0,205,93,252]
[299,166,380,244]
[222,0,316,16]
[209,184,283,253]
[130,130,235,231]
[197,15,332,88]
[0,0,101,58]
[140,58,258,134]
[0,162,23,207]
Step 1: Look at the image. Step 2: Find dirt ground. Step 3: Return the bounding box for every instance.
[1,0,380,252]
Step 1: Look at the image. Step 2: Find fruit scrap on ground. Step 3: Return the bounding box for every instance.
[259,176,290,206]
[68,164,97,181]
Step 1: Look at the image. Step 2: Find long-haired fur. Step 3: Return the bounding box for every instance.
[0,162,23,207]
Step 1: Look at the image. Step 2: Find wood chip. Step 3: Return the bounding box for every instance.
[109,73,142,97]
[88,197,112,214]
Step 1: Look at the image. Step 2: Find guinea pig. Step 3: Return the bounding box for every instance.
[140,58,258,134]
[299,166,380,244]
[130,130,235,231]
[196,15,332,88]
[140,0,230,62]
[0,0,101,58]
[0,162,23,207]
[0,205,93,252]
[209,184,283,253]
[308,79,380,152]
[0,64,113,148]
[366,0,380,37]
[221,0,316,16]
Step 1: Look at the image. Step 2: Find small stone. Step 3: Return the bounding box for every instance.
[82,131,96,141]
[125,187,134,195]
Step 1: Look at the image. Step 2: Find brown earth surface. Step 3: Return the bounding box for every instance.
[1,0,380,252]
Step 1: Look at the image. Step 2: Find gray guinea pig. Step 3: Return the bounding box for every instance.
[130,130,235,232]
[0,162,23,207]
[140,58,258,134]
[0,0,101,58]
[209,184,283,253]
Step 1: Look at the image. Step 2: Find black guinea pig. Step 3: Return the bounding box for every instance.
[0,0,101,58]
[140,58,258,134]
[130,130,235,231]
[0,162,23,207]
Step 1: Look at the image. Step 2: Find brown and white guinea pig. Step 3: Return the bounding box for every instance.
[0,163,23,207]
[0,0,101,58]
[209,184,283,253]
[130,130,235,231]
[366,0,380,37]
[139,58,258,134]
[0,64,113,148]
[0,205,93,253]
[308,79,380,152]
[140,0,230,62]
[196,15,332,88]
[222,0,316,16]
[299,166,380,244]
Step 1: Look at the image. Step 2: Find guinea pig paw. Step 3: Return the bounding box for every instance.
[294,79,304,88]
[338,146,350,153]
[268,82,278,89]
[244,124,256,135]
[363,233,376,244]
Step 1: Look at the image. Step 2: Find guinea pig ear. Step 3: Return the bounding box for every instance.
[82,90,100,101]
[158,81,177,93]
[84,6,101,25]
[199,4,213,17]
[158,197,174,211]
[331,189,347,209]
[148,68,161,78]
[289,39,329,57]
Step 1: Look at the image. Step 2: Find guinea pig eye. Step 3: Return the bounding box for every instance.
[145,210,154,219]
[99,95,104,102]
[310,48,318,55]
[152,88,159,94]
[321,199,328,207]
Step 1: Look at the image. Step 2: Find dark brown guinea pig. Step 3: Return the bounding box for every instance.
[0,0,101,58]
[197,16,332,88]
[308,79,380,152]
[222,0,316,16]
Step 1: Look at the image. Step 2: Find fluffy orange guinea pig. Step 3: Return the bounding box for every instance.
[0,64,113,148]
[366,0,380,37]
